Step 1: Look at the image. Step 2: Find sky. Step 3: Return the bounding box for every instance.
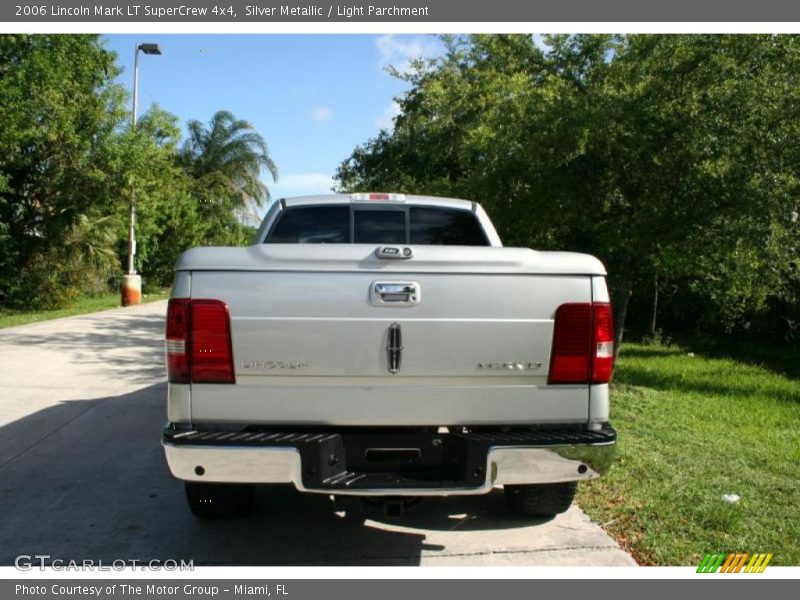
[103,34,443,214]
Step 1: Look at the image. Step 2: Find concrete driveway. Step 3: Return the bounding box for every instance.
[0,301,635,566]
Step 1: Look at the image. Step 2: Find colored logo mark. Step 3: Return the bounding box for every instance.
[697,553,773,573]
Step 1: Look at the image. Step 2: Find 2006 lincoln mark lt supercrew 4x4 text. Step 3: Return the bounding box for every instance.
[162,193,617,518]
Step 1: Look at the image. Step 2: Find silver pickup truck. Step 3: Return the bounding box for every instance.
[162,193,616,518]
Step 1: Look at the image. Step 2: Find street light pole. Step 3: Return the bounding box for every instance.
[121,42,161,306]
[127,44,139,277]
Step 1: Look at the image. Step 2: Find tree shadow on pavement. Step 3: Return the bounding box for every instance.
[0,311,166,384]
[0,383,553,567]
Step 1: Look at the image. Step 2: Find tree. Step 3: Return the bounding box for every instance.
[0,37,280,307]
[180,110,278,229]
[336,34,800,348]
[0,34,126,307]
[105,105,202,287]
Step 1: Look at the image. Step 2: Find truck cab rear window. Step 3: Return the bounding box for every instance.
[354,210,406,244]
[266,205,489,245]
[266,205,350,243]
[409,207,488,245]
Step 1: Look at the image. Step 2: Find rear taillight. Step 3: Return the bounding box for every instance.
[548,303,593,384]
[190,299,235,383]
[166,299,190,383]
[548,302,614,385]
[165,298,235,384]
[591,303,614,383]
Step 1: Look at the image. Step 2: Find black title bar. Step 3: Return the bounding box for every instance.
[5,0,800,22]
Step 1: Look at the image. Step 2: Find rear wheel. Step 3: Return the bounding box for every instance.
[185,482,255,519]
[504,482,577,517]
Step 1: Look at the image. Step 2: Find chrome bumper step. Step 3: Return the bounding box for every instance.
[163,424,616,495]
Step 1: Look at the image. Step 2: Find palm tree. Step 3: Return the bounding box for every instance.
[181,110,278,220]
[63,213,119,272]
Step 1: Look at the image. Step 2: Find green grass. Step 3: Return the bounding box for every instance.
[0,288,170,329]
[577,341,800,565]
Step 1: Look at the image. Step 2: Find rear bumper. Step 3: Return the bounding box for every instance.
[162,424,616,496]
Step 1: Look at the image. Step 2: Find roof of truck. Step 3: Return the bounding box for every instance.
[282,193,477,211]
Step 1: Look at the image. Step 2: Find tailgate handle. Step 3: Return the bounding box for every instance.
[371,281,420,306]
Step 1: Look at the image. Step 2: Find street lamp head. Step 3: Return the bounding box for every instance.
[138,43,162,55]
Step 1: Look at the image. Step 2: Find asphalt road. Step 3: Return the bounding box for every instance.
[0,301,635,566]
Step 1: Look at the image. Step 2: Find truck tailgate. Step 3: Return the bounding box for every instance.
[183,245,599,426]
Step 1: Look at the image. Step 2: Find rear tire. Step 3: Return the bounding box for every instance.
[185,482,255,519]
[504,482,577,517]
